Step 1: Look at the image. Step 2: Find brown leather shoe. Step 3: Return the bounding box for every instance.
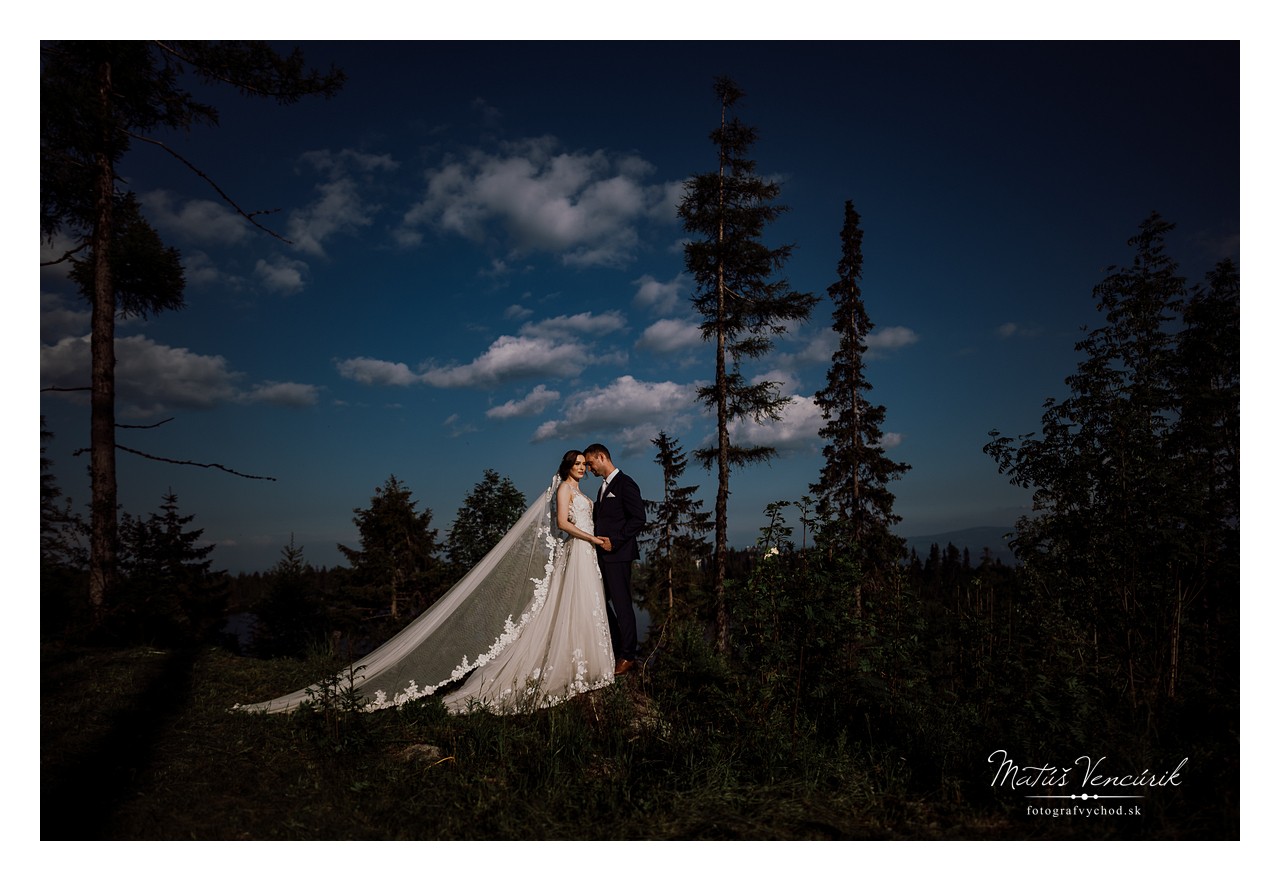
[614,658,637,676]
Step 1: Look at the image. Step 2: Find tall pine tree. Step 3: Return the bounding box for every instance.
[40,41,343,625]
[810,201,910,614]
[678,76,816,653]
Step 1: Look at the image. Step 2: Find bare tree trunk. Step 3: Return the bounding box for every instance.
[88,59,117,623]
[664,520,674,616]
[712,95,731,657]
[714,296,730,655]
[851,305,861,549]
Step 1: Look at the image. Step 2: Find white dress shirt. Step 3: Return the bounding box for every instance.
[597,467,620,502]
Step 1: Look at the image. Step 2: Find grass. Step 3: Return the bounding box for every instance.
[42,639,1204,841]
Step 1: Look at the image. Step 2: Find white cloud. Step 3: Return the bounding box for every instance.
[254,254,308,294]
[422,335,596,387]
[286,177,375,258]
[520,310,627,340]
[751,369,802,397]
[486,384,561,419]
[504,303,534,321]
[731,394,824,453]
[792,327,840,364]
[335,357,422,387]
[40,335,91,387]
[336,318,627,391]
[40,293,89,343]
[633,273,686,315]
[881,431,905,449]
[42,334,238,417]
[866,325,919,357]
[138,190,250,247]
[42,334,320,417]
[532,375,700,451]
[245,381,320,408]
[637,318,703,355]
[181,250,235,288]
[402,137,677,267]
[108,336,242,415]
[286,149,396,257]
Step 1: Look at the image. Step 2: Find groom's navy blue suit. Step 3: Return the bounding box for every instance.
[593,471,646,662]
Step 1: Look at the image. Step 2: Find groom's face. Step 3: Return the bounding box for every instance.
[585,453,604,476]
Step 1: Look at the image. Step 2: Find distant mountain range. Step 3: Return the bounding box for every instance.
[902,526,1019,566]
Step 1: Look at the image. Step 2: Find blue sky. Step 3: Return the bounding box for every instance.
[38,40,1240,575]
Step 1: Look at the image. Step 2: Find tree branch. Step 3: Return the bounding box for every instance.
[40,240,91,267]
[72,443,277,481]
[152,41,276,96]
[116,417,175,430]
[152,41,343,102]
[123,128,291,243]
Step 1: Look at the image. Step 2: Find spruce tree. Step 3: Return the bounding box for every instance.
[252,536,325,658]
[644,432,712,618]
[810,201,910,613]
[116,490,225,645]
[678,76,817,653]
[445,469,527,574]
[338,476,442,619]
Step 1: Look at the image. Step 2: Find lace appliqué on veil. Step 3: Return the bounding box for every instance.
[363,520,564,711]
[431,487,614,714]
[237,476,614,716]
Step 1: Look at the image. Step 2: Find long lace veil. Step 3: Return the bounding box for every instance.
[237,476,563,713]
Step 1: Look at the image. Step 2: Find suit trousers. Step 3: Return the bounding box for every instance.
[599,557,637,661]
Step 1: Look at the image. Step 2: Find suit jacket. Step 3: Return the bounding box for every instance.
[594,471,646,563]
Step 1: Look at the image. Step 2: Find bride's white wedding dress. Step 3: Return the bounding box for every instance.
[236,478,614,715]
[442,486,614,713]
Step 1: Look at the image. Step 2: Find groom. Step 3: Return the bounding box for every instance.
[584,442,646,675]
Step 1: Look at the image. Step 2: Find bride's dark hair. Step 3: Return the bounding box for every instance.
[558,449,584,481]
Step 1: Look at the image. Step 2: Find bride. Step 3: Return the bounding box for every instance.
[237,450,616,714]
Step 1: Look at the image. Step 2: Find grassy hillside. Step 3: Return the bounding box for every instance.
[42,632,1228,841]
